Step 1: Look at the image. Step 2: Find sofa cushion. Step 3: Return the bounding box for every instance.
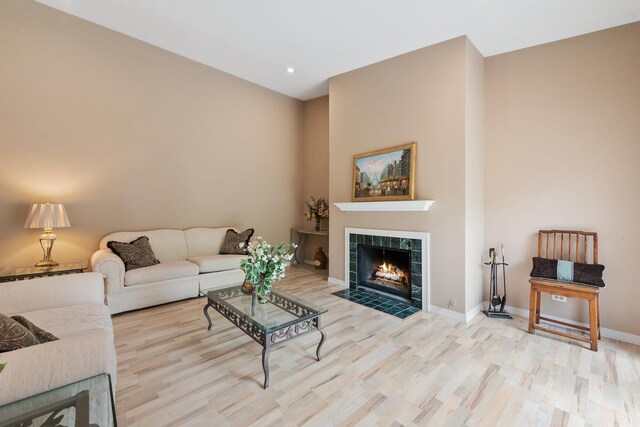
[107,236,160,271]
[100,229,188,262]
[124,260,199,287]
[185,228,232,258]
[189,254,247,274]
[18,304,113,338]
[219,228,254,255]
[0,313,39,353]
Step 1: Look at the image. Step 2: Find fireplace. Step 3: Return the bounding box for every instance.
[345,228,429,310]
[357,245,412,302]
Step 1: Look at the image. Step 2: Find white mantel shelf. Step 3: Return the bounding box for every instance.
[333,200,434,212]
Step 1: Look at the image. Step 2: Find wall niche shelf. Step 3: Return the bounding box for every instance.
[333,200,434,212]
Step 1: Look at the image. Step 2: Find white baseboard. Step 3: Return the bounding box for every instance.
[328,277,346,287]
[465,303,483,322]
[599,327,640,346]
[428,303,482,322]
[482,301,640,346]
[429,305,467,322]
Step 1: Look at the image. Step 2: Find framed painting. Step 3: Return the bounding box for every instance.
[352,142,416,202]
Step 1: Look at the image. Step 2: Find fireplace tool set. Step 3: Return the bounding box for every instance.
[484,244,513,319]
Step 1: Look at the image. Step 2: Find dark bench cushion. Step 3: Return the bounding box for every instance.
[530,257,605,287]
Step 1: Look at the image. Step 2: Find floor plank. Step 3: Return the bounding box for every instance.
[112,269,640,426]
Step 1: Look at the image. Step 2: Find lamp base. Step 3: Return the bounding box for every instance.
[35,259,59,268]
[36,228,58,268]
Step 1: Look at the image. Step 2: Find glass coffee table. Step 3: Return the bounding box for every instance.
[203,286,327,389]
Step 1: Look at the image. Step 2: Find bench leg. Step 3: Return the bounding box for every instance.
[597,294,601,340]
[589,297,599,351]
[528,287,537,334]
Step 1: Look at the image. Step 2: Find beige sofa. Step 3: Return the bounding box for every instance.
[0,273,117,407]
[91,227,247,314]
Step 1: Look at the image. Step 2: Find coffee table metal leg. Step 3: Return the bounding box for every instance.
[262,340,271,389]
[316,328,326,361]
[203,301,213,331]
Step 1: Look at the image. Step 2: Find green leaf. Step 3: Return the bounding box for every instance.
[0,363,6,374]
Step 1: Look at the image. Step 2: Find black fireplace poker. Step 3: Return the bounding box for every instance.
[483,244,513,319]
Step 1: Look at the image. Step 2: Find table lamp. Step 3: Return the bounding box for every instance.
[24,203,70,267]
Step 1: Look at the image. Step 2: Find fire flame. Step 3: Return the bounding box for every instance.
[374,261,407,284]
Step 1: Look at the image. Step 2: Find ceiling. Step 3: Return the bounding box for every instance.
[35,0,640,100]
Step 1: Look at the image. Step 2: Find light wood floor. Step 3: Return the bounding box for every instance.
[113,269,640,426]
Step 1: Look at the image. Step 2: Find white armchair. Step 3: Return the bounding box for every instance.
[0,273,116,407]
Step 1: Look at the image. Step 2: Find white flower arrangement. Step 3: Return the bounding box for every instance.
[239,237,296,298]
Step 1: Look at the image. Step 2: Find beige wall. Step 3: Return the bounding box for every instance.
[329,37,475,313]
[299,96,329,262]
[485,22,640,334]
[0,0,302,268]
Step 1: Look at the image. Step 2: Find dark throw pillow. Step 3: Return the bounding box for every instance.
[530,257,605,287]
[0,313,39,353]
[219,228,254,255]
[10,315,59,344]
[107,236,160,271]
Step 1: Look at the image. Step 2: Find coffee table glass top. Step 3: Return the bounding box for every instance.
[207,286,327,333]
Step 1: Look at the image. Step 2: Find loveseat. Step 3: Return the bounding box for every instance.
[91,228,247,314]
[0,273,117,408]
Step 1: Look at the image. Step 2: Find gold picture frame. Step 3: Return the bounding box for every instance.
[352,142,416,202]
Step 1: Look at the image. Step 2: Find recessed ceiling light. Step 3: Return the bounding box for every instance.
[286,67,295,73]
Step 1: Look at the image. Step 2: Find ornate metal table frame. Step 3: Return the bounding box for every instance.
[203,288,326,389]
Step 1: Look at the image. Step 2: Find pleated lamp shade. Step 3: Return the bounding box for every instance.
[24,203,71,229]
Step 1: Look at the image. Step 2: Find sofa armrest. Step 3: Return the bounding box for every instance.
[0,272,105,316]
[0,330,117,406]
[91,249,125,296]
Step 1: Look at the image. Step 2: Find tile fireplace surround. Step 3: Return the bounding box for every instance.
[344,227,430,311]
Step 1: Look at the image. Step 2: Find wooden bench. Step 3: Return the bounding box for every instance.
[528,230,601,351]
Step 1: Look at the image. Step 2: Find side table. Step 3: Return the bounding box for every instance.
[0,261,88,283]
[290,228,329,265]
